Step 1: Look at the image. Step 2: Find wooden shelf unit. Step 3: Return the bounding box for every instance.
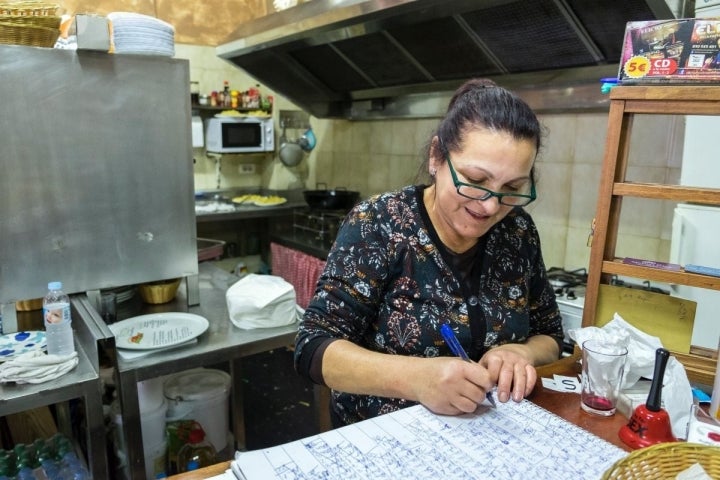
[583,85,720,385]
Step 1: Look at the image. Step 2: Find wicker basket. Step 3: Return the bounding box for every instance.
[602,442,720,479]
[138,278,181,305]
[0,1,59,16]
[15,297,43,311]
[0,18,59,46]
[0,1,60,47]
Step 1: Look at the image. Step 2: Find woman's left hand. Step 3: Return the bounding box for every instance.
[478,344,536,404]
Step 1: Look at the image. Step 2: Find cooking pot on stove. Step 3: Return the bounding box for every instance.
[303,183,360,210]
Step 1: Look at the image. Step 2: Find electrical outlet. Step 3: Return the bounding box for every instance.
[239,164,256,174]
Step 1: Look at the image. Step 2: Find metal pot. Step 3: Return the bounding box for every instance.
[280,141,304,167]
[278,122,304,167]
[303,184,360,210]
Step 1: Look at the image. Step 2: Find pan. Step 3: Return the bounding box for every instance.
[303,183,359,210]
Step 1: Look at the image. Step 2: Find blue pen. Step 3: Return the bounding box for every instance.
[440,323,497,408]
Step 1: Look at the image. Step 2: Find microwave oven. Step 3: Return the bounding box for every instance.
[204,116,275,153]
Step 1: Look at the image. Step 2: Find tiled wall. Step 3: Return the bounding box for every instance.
[177,44,680,271]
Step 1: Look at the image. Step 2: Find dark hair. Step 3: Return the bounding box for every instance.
[421,78,542,183]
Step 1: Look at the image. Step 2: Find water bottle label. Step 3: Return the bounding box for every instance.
[43,302,71,325]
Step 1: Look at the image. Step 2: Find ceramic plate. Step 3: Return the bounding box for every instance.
[0,331,47,361]
[109,312,209,350]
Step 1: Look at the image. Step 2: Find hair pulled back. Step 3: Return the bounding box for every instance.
[433,79,542,161]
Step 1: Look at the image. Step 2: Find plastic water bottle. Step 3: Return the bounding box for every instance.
[43,281,75,356]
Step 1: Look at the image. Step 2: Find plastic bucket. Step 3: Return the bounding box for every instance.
[144,440,167,480]
[138,376,165,414]
[141,398,168,450]
[164,368,231,452]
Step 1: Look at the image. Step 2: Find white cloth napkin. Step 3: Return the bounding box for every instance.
[0,350,79,384]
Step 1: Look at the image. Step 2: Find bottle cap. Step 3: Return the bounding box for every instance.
[48,281,62,290]
[188,428,205,443]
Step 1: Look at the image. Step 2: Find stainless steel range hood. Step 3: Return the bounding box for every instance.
[217,0,688,119]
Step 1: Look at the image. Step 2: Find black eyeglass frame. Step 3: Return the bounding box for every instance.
[445,155,537,206]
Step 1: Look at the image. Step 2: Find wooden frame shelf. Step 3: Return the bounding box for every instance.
[612,183,720,204]
[583,85,720,385]
[601,260,720,291]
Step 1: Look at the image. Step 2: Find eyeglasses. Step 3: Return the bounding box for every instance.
[445,155,536,206]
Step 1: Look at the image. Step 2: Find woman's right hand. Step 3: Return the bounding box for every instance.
[413,357,494,416]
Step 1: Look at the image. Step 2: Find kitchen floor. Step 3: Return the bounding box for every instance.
[239,347,321,450]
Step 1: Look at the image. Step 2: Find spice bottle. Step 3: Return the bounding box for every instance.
[222,80,231,107]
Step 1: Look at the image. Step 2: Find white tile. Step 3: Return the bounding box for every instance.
[538,114,576,163]
[565,226,593,270]
[568,163,602,229]
[529,162,571,226]
[573,114,609,164]
[535,220,568,269]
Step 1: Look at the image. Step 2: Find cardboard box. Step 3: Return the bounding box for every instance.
[74,14,110,52]
[619,18,720,84]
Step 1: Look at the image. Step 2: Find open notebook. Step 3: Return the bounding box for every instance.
[227,399,627,480]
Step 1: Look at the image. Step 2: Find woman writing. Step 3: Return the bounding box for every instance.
[295,78,563,427]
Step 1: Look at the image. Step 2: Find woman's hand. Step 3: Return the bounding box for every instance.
[478,344,536,403]
[413,357,494,416]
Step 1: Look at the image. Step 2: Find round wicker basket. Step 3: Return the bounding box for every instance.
[602,442,720,480]
[138,278,181,305]
[0,2,60,47]
[15,297,43,311]
[0,1,59,16]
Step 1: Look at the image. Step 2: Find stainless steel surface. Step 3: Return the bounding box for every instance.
[0,296,109,479]
[0,45,198,304]
[195,189,307,222]
[217,0,689,119]
[96,262,299,479]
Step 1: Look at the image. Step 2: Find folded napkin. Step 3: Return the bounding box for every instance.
[0,350,79,384]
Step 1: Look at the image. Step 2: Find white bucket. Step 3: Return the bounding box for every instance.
[141,397,168,450]
[138,376,166,414]
[144,440,167,480]
[164,368,231,452]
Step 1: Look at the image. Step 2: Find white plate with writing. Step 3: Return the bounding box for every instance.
[109,312,209,350]
[0,331,47,361]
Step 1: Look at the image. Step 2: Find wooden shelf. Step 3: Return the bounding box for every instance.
[191,104,272,116]
[612,182,720,204]
[601,259,720,291]
[583,85,720,384]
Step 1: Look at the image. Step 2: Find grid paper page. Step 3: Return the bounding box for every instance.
[232,399,627,480]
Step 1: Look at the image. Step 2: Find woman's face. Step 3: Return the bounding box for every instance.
[428,127,536,250]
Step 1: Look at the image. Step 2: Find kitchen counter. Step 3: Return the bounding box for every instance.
[85,262,299,479]
[269,231,331,260]
[194,188,334,261]
[194,188,306,223]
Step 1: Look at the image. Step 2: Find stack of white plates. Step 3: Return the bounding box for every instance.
[108,12,175,56]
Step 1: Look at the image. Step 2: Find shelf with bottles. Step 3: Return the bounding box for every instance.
[191,104,272,117]
[191,81,273,117]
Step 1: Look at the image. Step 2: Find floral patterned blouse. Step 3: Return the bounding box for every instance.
[294,185,563,425]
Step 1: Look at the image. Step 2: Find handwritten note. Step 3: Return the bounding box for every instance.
[231,400,626,480]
